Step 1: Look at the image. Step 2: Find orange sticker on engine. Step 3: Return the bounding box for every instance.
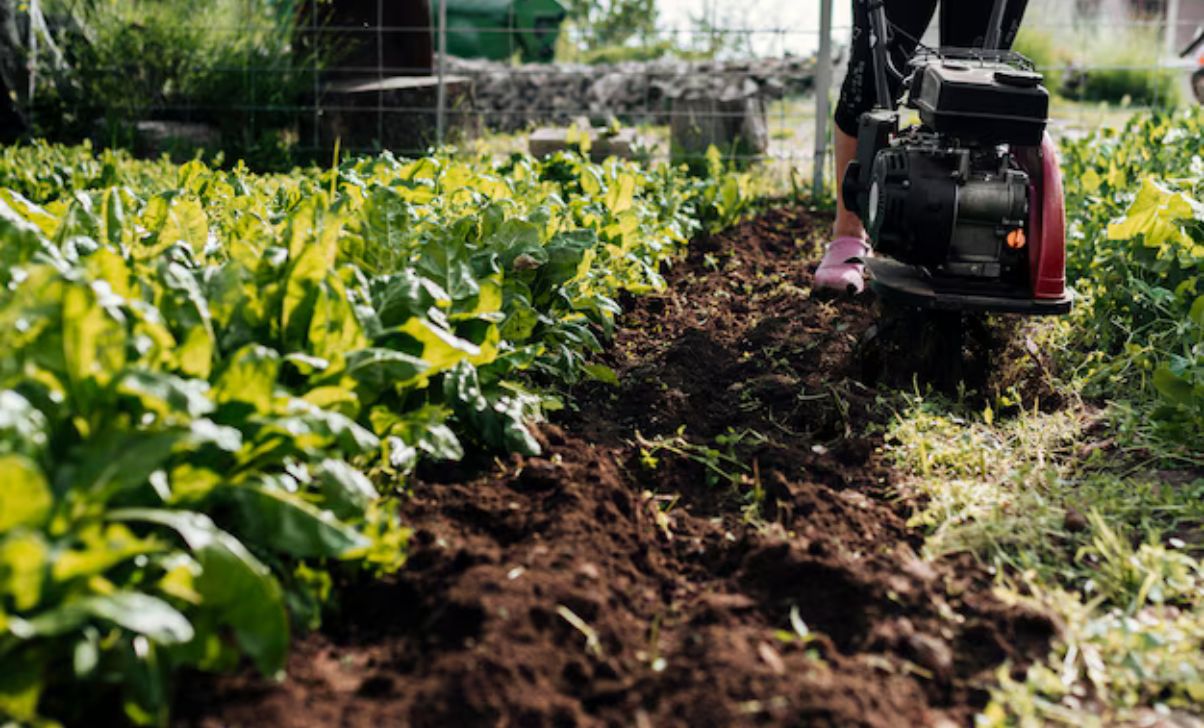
[1006,229,1026,249]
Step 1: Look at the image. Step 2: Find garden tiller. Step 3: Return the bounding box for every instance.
[843,0,1073,316]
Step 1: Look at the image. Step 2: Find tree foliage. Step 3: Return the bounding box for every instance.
[561,0,659,52]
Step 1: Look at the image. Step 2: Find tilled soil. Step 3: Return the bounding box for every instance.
[180,207,1053,728]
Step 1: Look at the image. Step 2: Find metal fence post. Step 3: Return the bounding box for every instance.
[377,0,384,146]
[436,0,448,148]
[812,0,834,198]
[311,0,320,153]
[28,0,39,128]
[1165,0,1181,59]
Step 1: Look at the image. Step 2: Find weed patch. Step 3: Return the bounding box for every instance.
[887,394,1204,724]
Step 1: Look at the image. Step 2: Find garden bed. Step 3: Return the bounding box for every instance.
[179,208,1053,727]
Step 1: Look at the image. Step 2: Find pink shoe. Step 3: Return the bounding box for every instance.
[815,236,871,294]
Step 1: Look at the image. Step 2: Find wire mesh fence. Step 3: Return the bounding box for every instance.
[8,0,1201,188]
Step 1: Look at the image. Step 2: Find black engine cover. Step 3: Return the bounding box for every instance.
[842,51,1051,290]
[865,138,1029,278]
[909,60,1049,146]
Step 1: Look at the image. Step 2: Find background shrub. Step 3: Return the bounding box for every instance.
[1011,27,1069,95]
[33,0,312,167]
[1063,25,1180,107]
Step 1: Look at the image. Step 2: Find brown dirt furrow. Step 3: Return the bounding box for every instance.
[179,207,1053,728]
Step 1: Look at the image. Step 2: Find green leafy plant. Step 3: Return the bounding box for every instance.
[1060,109,1204,442]
[0,143,746,724]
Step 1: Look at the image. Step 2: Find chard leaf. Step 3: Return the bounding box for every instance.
[371,271,448,327]
[0,649,46,722]
[62,282,127,397]
[308,276,367,362]
[212,344,280,415]
[443,362,540,455]
[100,187,126,247]
[396,317,480,372]
[157,261,216,379]
[73,430,188,500]
[219,481,370,558]
[540,230,595,290]
[368,404,463,463]
[313,459,378,518]
[0,391,48,459]
[0,455,53,533]
[604,172,637,214]
[0,531,49,610]
[118,370,214,421]
[108,508,289,677]
[281,199,342,348]
[51,523,161,583]
[360,185,413,252]
[263,403,380,456]
[137,194,208,259]
[489,219,543,268]
[343,348,429,398]
[16,592,194,645]
[416,239,479,303]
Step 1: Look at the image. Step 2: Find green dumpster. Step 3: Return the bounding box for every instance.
[444,0,567,63]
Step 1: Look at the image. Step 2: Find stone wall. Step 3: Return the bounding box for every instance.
[443,56,817,132]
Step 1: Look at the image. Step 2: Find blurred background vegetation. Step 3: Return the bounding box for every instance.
[12,0,311,167]
[0,0,1193,168]
[1014,22,1182,108]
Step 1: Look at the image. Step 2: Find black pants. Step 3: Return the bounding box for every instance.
[834,0,1029,135]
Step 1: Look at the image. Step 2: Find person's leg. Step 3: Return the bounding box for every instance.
[832,127,862,240]
[818,0,938,293]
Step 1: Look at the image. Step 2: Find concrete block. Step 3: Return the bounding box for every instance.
[528,127,639,161]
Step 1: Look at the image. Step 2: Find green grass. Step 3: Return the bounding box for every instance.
[885,392,1204,725]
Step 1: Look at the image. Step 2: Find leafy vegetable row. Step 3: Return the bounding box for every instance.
[1060,109,1204,441]
[0,145,750,724]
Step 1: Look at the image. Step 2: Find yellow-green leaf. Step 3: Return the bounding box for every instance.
[1106,178,1193,248]
[51,523,160,583]
[1081,167,1102,194]
[0,532,48,610]
[212,344,280,414]
[62,283,126,391]
[1190,295,1204,328]
[0,649,46,722]
[398,318,480,373]
[308,277,367,362]
[0,455,52,533]
[605,173,636,214]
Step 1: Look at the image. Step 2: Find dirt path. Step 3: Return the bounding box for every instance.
[180,208,1052,728]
